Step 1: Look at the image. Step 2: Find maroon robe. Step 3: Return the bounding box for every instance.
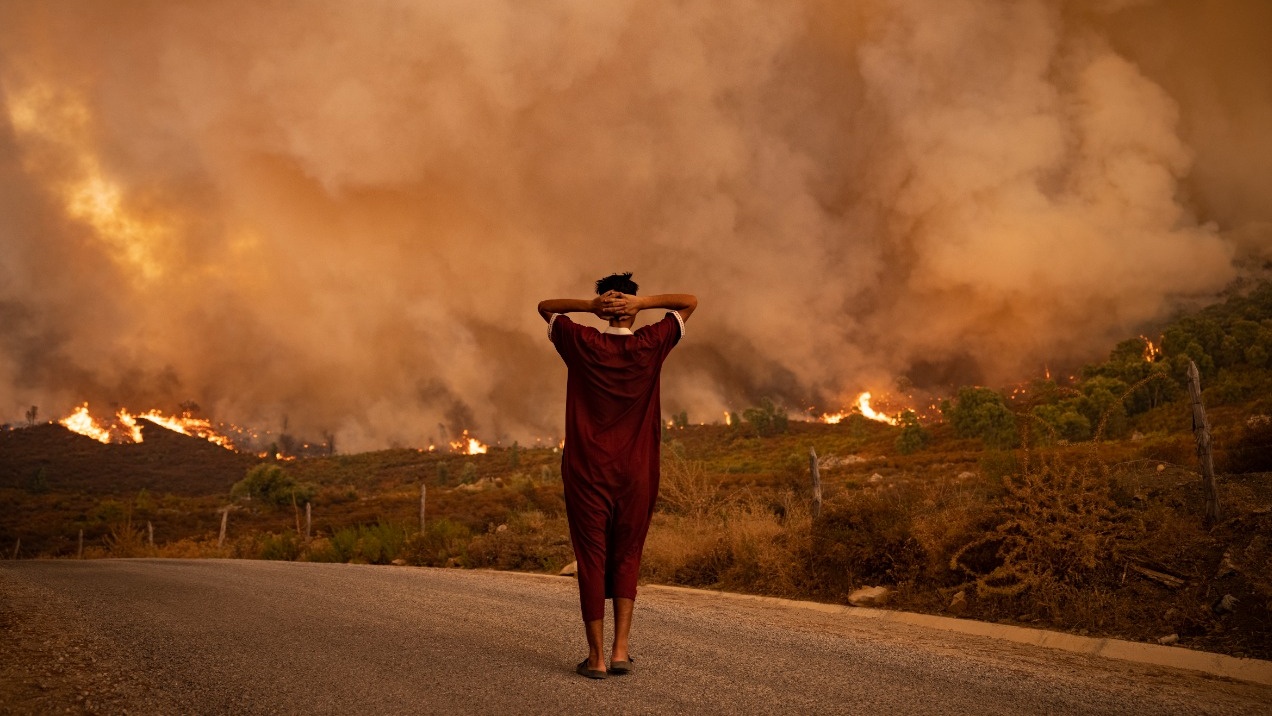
[550,311,683,622]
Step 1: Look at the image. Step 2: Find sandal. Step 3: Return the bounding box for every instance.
[609,656,635,675]
[577,658,607,680]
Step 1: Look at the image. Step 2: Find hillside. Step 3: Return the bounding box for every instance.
[0,421,256,495]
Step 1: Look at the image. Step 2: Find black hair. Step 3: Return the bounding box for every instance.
[595,272,638,295]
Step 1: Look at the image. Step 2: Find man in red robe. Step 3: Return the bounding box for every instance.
[538,273,697,679]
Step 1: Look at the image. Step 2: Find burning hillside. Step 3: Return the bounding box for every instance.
[0,421,256,496]
[58,404,237,449]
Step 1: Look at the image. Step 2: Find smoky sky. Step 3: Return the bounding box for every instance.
[0,0,1268,451]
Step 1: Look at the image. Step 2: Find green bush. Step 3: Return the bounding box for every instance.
[743,398,789,437]
[895,410,930,454]
[404,518,473,567]
[231,464,316,507]
[944,387,1018,448]
[258,532,303,561]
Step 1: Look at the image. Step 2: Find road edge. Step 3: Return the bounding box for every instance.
[494,570,1272,687]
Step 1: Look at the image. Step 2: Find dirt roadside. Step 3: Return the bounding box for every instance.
[0,568,170,715]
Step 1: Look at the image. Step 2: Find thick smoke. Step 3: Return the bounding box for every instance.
[0,0,1268,451]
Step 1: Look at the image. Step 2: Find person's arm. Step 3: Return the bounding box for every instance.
[604,293,698,322]
[536,294,614,323]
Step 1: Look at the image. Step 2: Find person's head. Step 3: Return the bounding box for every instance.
[595,272,638,296]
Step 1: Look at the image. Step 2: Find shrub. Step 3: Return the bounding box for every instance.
[944,387,1017,448]
[103,511,152,558]
[258,532,303,561]
[231,464,316,507]
[1221,415,1272,473]
[950,453,1126,599]
[658,451,734,517]
[802,493,928,597]
[463,512,572,571]
[403,518,473,567]
[895,410,930,454]
[460,462,478,484]
[743,398,789,437]
[308,521,411,564]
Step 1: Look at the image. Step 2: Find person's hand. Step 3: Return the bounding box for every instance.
[602,292,642,318]
[591,291,621,319]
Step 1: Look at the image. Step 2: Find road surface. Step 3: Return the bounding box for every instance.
[1,560,1268,715]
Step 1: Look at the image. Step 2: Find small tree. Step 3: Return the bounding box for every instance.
[894,411,930,455]
[460,462,478,484]
[743,398,789,437]
[28,467,48,493]
[944,387,1017,449]
[232,464,314,507]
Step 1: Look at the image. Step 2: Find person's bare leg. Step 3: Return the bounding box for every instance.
[611,597,634,663]
[584,619,606,672]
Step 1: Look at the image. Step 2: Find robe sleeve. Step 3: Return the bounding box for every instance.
[550,314,584,366]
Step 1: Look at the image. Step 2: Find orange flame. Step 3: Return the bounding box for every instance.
[820,392,901,426]
[56,404,237,449]
[856,392,900,426]
[449,430,488,455]
[59,404,112,443]
[1140,335,1162,363]
[136,410,235,448]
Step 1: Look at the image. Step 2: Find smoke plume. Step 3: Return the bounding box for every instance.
[1,0,1268,450]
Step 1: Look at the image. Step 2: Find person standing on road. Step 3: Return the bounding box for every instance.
[537,273,697,680]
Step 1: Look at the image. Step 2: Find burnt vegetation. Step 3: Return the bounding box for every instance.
[2,282,1271,659]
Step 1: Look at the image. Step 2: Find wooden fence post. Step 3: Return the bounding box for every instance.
[305,502,312,542]
[809,446,822,519]
[419,483,427,534]
[292,493,301,535]
[78,529,84,559]
[218,508,229,548]
[1187,360,1221,527]
[147,521,154,548]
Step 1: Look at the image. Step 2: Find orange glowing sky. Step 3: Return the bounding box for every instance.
[1,1,1269,450]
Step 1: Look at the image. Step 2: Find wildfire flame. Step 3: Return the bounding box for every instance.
[449,430,488,455]
[1140,335,1162,363]
[136,410,236,448]
[59,404,112,443]
[820,392,901,426]
[57,404,237,449]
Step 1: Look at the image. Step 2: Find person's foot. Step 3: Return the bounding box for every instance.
[576,658,607,680]
[609,655,635,675]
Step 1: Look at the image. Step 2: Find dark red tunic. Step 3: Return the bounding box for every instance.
[550,312,683,622]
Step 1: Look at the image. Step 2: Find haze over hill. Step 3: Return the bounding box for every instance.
[1,0,1270,450]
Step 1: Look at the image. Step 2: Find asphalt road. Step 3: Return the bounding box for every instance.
[1,560,1268,715]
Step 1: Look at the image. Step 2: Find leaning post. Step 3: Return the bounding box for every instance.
[1187,360,1221,527]
[808,446,822,519]
[419,483,427,534]
[218,508,229,548]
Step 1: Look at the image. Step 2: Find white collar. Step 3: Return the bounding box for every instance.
[604,326,634,335]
